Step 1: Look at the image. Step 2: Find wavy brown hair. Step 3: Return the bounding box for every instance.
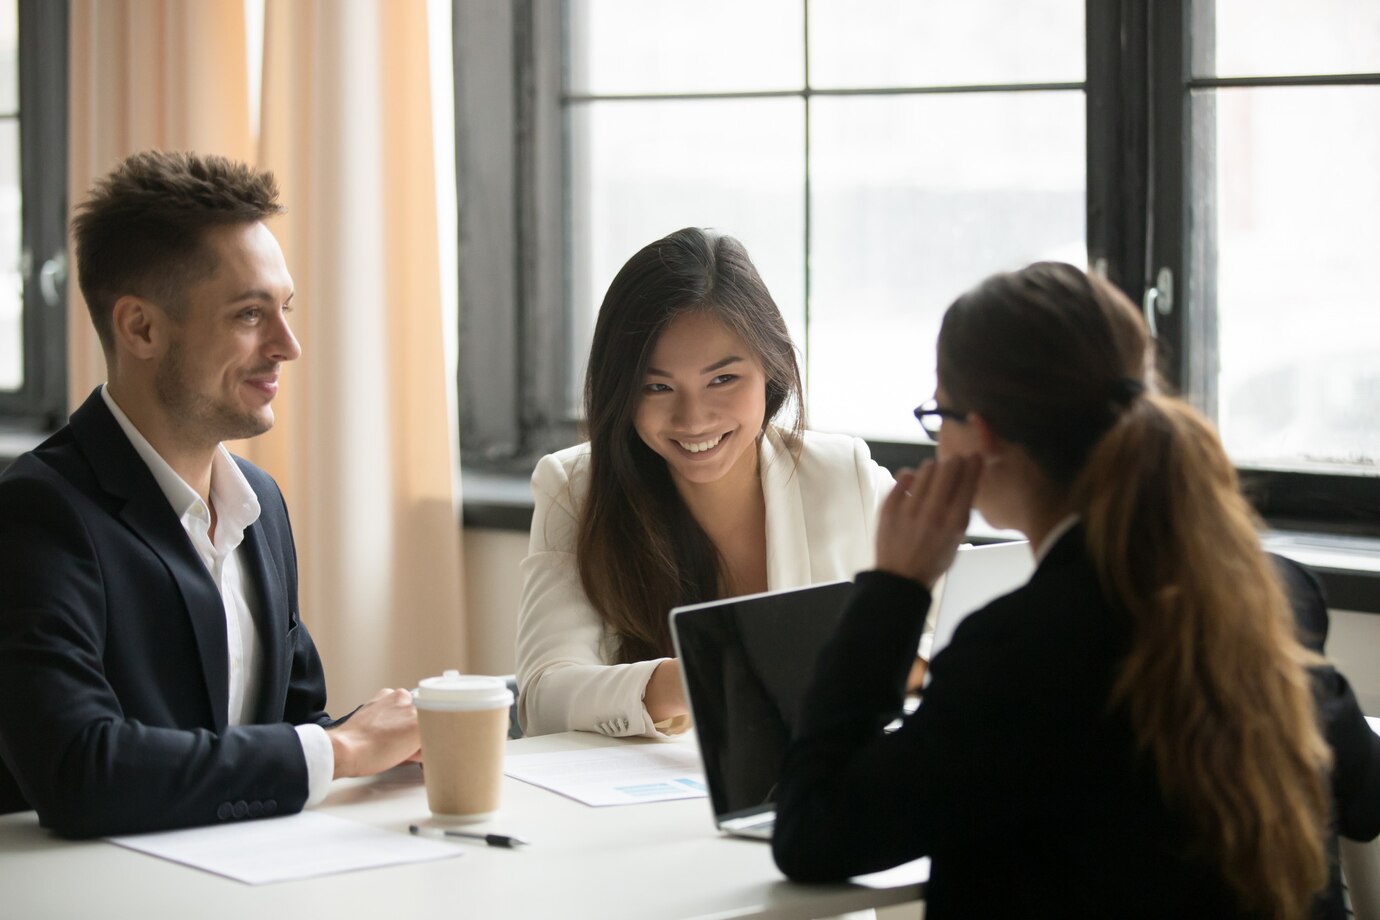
[578,228,804,664]
[938,261,1331,919]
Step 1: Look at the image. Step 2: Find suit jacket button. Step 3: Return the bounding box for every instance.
[216,803,233,820]
[248,801,264,818]
[264,799,278,815]
[232,801,249,818]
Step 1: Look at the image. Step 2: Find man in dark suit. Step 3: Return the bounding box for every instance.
[0,150,420,838]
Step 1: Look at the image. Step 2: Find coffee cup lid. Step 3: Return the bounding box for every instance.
[413,670,513,711]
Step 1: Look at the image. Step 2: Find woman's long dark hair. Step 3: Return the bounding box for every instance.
[938,262,1330,919]
[578,228,804,664]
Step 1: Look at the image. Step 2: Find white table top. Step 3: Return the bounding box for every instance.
[0,731,925,920]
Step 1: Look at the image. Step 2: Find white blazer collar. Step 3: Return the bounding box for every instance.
[759,426,811,589]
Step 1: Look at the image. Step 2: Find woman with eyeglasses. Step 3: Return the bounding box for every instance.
[515,227,897,738]
[772,261,1380,918]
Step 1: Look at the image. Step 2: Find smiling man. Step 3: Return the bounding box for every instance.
[0,151,419,837]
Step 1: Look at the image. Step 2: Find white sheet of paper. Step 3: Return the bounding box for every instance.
[504,743,708,807]
[852,857,931,889]
[107,812,460,884]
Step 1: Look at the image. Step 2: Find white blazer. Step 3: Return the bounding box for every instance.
[515,427,896,738]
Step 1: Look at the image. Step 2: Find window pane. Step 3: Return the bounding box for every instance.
[809,0,1084,89]
[1194,86,1380,473]
[1199,0,1380,79]
[568,99,806,411]
[0,0,15,391]
[0,119,19,391]
[809,92,1086,441]
[0,0,15,114]
[567,0,803,95]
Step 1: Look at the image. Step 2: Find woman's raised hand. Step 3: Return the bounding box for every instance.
[875,455,982,590]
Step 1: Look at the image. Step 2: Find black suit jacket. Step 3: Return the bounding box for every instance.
[773,528,1380,920]
[0,388,332,837]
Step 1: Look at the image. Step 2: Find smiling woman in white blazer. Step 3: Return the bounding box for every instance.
[515,228,895,738]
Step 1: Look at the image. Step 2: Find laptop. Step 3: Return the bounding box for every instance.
[925,540,1034,664]
[670,541,1035,842]
[670,580,855,840]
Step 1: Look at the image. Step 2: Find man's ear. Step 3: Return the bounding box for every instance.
[110,296,164,360]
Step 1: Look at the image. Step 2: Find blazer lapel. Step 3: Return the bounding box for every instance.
[239,520,289,722]
[70,390,231,731]
[760,427,813,589]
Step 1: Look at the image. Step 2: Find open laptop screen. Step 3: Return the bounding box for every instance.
[671,581,855,823]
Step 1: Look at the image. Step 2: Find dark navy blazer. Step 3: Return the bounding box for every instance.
[0,388,331,837]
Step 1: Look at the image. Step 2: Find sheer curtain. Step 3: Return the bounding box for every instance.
[67,0,466,707]
[253,0,465,704]
[67,0,254,402]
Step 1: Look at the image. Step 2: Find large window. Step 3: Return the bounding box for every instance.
[0,0,67,432]
[0,2,19,392]
[456,0,1377,535]
[1185,0,1380,476]
[565,0,1086,441]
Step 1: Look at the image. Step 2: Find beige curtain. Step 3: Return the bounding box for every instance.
[252,0,465,705]
[68,0,467,708]
[67,0,253,402]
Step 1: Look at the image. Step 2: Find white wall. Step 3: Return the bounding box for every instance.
[463,528,1380,715]
[1327,611,1380,715]
[463,527,528,676]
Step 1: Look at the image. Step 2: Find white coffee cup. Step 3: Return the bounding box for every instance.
[413,670,513,824]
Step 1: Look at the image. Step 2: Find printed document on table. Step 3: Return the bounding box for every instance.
[107,811,460,884]
[504,743,708,806]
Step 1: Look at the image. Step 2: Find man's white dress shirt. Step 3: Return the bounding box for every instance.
[100,386,333,804]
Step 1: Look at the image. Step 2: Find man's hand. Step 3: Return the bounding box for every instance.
[327,688,420,779]
[875,455,982,591]
[906,656,928,693]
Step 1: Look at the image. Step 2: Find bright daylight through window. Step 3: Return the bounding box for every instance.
[0,1,20,393]
[566,0,1085,443]
[565,0,1378,480]
[1196,0,1380,475]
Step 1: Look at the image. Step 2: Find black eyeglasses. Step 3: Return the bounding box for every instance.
[913,399,968,442]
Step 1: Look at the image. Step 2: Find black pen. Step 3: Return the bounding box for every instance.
[409,824,529,848]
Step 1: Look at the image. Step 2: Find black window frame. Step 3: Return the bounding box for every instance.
[0,0,68,435]
[454,0,574,468]
[455,0,1380,548]
[1150,0,1380,538]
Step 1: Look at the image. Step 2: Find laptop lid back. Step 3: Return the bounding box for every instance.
[670,581,855,826]
[928,541,1034,662]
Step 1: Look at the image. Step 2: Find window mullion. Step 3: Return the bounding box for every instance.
[3,0,68,426]
[1180,0,1219,418]
[1085,0,1149,308]
[1148,0,1193,400]
[455,0,522,463]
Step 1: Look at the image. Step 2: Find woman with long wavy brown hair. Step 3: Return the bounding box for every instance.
[515,228,895,738]
[772,261,1380,918]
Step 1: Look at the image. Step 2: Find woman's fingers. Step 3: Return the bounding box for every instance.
[907,454,977,529]
[875,453,982,588]
[924,453,980,536]
[882,467,918,520]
